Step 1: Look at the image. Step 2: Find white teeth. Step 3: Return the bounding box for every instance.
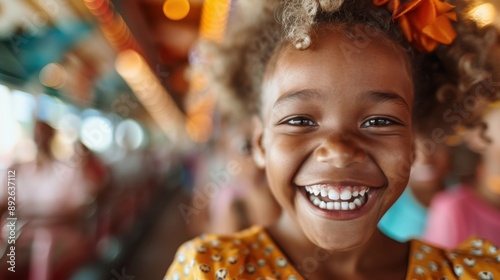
[320,189,328,197]
[313,197,321,206]
[328,189,340,200]
[304,185,371,211]
[340,189,352,200]
[349,202,356,210]
[341,202,349,210]
[354,198,362,207]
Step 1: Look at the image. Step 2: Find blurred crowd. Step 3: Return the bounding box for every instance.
[0,117,184,279]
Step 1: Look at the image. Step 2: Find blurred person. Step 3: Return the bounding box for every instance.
[425,101,500,248]
[198,116,281,235]
[0,120,106,279]
[184,0,282,236]
[423,16,500,247]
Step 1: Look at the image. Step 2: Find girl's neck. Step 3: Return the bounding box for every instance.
[267,213,409,279]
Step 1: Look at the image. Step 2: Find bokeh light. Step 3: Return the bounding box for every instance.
[0,85,21,155]
[115,119,145,150]
[39,63,68,89]
[163,0,190,21]
[468,3,497,27]
[80,116,114,153]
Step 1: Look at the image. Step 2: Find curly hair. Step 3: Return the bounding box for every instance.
[413,0,500,134]
[201,0,499,134]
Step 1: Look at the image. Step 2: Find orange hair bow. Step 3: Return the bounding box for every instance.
[374,0,457,52]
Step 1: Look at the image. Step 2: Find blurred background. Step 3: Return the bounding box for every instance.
[0,0,499,279]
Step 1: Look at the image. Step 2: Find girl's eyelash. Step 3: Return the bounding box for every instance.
[361,118,397,127]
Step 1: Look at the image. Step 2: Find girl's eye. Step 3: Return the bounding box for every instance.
[285,117,317,126]
[362,118,395,127]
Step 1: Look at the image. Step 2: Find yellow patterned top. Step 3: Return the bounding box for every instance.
[164,226,500,280]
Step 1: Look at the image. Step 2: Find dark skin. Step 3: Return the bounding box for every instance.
[252,27,414,279]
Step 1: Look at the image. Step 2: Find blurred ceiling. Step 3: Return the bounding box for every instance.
[0,0,229,142]
[114,0,203,95]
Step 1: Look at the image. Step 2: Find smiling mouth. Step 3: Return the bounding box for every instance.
[304,185,370,211]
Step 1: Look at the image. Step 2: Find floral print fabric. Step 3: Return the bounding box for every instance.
[165,226,500,279]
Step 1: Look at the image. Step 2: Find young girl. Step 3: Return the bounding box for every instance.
[425,101,500,248]
[165,0,500,279]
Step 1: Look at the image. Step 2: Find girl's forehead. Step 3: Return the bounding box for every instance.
[261,28,413,102]
[266,25,411,79]
[260,29,414,116]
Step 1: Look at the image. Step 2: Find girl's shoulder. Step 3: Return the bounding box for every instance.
[164,226,303,280]
[407,237,500,279]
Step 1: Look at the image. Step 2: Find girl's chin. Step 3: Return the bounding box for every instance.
[293,193,379,250]
[295,213,373,251]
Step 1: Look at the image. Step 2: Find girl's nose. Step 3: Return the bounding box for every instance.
[314,136,366,168]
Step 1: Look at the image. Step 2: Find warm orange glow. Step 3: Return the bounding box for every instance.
[116,50,186,141]
[163,0,191,21]
[468,3,496,27]
[199,0,231,42]
[83,0,140,52]
[115,50,144,80]
[186,113,212,142]
[83,0,106,10]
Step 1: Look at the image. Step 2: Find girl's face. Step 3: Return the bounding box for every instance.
[409,135,450,191]
[253,28,414,250]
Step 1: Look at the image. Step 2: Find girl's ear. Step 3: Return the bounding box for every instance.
[466,122,489,154]
[252,115,266,168]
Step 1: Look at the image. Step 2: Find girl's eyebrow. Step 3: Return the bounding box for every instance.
[273,89,321,109]
[365,91,410,111]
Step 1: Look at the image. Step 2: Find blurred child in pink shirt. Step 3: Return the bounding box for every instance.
[425,101,500,248]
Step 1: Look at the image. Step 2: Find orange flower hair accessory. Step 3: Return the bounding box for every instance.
[374,0,457,52]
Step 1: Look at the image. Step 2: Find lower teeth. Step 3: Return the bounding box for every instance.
[308,194,367,211]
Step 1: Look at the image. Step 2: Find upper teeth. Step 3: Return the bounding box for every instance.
[305,185,369,200]
[305,185,370,211]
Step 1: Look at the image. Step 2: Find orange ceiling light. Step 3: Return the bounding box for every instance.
[116,50,186,142]
[199,0,231,42]
[163,0,191,21]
